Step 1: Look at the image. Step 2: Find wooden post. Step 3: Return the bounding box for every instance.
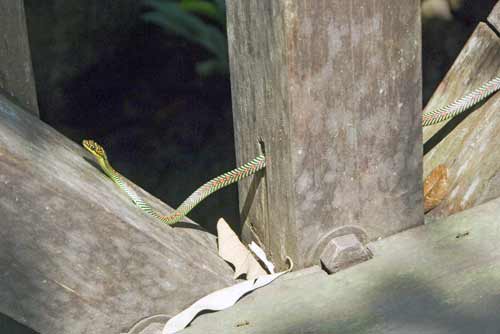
[0,0,39,115]
[227,1,423,269]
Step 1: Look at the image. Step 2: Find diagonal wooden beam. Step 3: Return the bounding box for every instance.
[488,0,500,33]
[0,94,235,334]
[423,23,500,218]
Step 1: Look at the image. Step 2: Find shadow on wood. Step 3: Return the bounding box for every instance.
[0,313,38,334]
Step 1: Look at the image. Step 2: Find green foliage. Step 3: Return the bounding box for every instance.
[142,0,228,77]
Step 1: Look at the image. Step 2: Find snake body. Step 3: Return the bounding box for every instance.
[422,76,500,126]
[83,75,499,225]
[83,139,265,225]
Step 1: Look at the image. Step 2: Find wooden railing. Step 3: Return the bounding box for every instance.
[1,1,499,333]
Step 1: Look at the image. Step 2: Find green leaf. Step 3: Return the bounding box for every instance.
[141,12,194,42]
[198,24,227,60]
[212,0,226,26]
[143,2,212,43]
[145,1,206,30]
[213,0,226,13]
[142,0,229,76]
[195,59,228,77]
[196,59,219,77]
[180,0,218,19]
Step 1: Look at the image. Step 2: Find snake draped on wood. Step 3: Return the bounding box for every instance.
[83,75,500,225]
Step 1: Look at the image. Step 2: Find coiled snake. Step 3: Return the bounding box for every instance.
[83,76,499,225]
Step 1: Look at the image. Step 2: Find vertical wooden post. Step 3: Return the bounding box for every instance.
[227,1,423,269]
[0,0,39,115]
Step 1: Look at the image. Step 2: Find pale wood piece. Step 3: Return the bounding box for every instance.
[0,94,235,334]
[181,197,500,333]
[227,0,423,269]
[487,0,500,32]
[423,23,500,219]
[0,0,39,115]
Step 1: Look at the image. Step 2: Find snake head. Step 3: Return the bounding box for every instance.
[82,139,107,160]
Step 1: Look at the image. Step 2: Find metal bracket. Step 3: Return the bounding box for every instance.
[309,225,373,274]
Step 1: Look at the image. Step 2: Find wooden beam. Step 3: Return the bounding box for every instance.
[227,1,423,269]
[0,0,39,115]
[488,0,500,32]
[178,196,500,333]
[423,23,500,218]
[0,94,235,334]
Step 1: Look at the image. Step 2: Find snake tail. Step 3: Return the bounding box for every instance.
[422,76,500,127]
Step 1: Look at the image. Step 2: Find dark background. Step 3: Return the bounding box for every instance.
[1,0,498,331]
[25,0,500,235]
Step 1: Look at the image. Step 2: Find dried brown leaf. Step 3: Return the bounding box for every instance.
[424,164,449,212]
[217,218,267,280]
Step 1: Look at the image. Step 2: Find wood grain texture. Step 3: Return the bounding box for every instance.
[423,23,500,219]
[228,0,423,269]
[181,197,500,334]
[487,0,500,32]
[0,94,235,334]
[0,0,39,115]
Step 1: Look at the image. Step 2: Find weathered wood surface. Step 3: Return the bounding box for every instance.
[423,23,500,219]
[487,0,500,32]
[180,197,500,333]
[0,93,235,334]
[0,0,39,115]
[228,0,423,269]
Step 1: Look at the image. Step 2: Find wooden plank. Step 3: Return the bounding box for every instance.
[227,0,423,269]
[423,23,500,218]
[487,0,500,32]
[0,0,39,115]
[0,93,235,334]
[180,197,500,333]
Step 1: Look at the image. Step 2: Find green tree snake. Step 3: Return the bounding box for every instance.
[83,76,499,225]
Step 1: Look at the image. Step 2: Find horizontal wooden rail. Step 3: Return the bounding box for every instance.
[181,197,500,333]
